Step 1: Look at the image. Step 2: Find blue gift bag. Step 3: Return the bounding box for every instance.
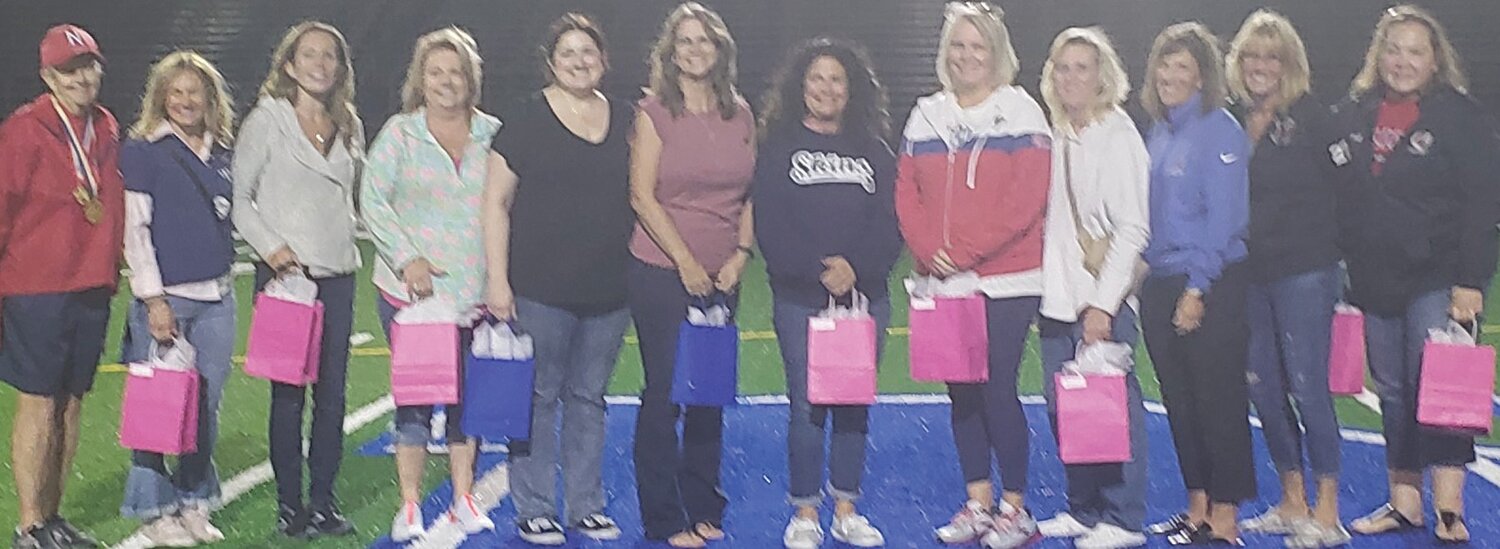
[461,321,535,441]
[671,296,739,406]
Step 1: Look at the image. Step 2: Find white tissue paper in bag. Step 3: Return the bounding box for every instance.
[471,322,534,360]
[1334,302,1362,315]
[130,338,197,377]
[818,292,872,321]
[1062,341,1134,376]
[264,274,319,305]
[686,304,731,327]
[1428,321,1477,347]
[393,298,460,325]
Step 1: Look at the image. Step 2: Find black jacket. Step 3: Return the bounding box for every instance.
[1233,95,1341,282]
[1330,86,1500,315]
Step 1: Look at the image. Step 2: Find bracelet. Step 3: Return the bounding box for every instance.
[736,245,755,259]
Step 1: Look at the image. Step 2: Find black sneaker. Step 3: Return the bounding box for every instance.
[43,517,98,549]
[574,513,622,541]
[11,523,59,549]
[277,503,310,538]
[307,504,356,537]
[517,517,566,545]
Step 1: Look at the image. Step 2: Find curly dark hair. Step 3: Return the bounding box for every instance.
[757,37,890,143]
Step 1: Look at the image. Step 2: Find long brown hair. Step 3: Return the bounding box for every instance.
[1140,22,1227,121]
[257,21,359,147]
[647,2,740,120]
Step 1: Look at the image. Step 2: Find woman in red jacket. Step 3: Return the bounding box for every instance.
[895,4,1051,548]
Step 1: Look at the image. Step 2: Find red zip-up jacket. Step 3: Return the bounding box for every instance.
[0,94,124,296]
[896,87,1052,279]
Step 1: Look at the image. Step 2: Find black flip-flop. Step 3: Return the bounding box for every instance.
[1436,511,1470,544]
[1149,513,1192,535]
[1352,503,1422,534]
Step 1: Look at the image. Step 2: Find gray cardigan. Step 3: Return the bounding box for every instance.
[231,96,364,277]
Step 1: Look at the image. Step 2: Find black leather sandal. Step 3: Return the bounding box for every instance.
[1351,503,1422,535]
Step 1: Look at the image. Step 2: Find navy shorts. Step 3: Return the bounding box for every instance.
[0,288,113,396]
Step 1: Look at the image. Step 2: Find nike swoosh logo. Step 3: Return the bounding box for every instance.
[1220,153,1238,164]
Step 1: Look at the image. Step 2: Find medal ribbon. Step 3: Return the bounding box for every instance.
[49,94,99,198]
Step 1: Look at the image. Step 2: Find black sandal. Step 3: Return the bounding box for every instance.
[1149,513,1192,535]
[1352,503,1422,535]
[1436,511,1470,544]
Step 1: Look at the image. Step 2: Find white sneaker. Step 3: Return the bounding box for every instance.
[447,494,495,534]
[391,501,426,543]
[178,507,224,543]
[783,516,824,549]
[980,503,1040,549]
[141,515,197,548]
[831,514,885,547]
[936,500,995,544]
[1076,523,1147,549]
[1038,512,1090,538]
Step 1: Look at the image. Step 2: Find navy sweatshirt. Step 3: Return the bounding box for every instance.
[753,123,902,308]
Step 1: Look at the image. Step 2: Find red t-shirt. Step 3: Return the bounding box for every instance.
[0,94,124,296]
[1371,99,1420,176]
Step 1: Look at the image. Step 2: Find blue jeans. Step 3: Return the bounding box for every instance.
[509,297,631,525]
[1038,307,1147,532]
[376,297,469,447]
[1364,289,1476,470]
[772,296,892,506]
[120,292,237,519]
[1246,266,1342,478]
[951,296,1040,493]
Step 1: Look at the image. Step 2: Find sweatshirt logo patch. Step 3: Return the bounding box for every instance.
[789,150,876,194]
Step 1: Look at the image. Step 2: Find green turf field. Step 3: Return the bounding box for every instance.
[0,241,1495,547]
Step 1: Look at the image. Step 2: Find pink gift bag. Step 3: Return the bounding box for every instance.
[119,349,200,455]
[908,294,989,383]
[807,297,878,405]
[245,293,325,385]
[1055,373,1130,464]
[1328,306,1366,395]
[1417,325,1495,435]
[390,322,461,406]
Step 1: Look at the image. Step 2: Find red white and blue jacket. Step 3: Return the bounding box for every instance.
[895,86,1052,297]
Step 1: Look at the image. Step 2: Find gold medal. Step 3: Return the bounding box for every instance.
[73,185,101,224]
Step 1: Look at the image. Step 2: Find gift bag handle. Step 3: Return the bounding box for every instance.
[690,292,735,319]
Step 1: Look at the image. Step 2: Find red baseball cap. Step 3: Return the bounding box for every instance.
[39,24,104,69]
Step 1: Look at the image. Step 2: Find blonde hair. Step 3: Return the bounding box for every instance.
[1349,4,1468,98]
[936,2,1019,91]
[1140,22,1227,122]
[257,21,359,147]
[399,27,483,113]
[130,50,235,144]
[1227,9,1311,112]
[647,2,740,120]
[1039,27,1130,131]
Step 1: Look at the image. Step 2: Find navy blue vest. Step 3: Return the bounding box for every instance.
[120,136,235,287]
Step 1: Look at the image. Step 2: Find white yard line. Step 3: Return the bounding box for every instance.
[110,396,397,549]
[1346,387,1500,487]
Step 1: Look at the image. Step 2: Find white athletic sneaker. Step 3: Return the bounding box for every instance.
[936,500,996,544]
[1038,512,1090,538]
[831,514,885,547]
[980,503,1040,549]
[391,501,426,543]
[448,494,495,534]
[178,507,225,543]
[783,516,824,549]
[141,515,196,548]
[1075,523,1147,549]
